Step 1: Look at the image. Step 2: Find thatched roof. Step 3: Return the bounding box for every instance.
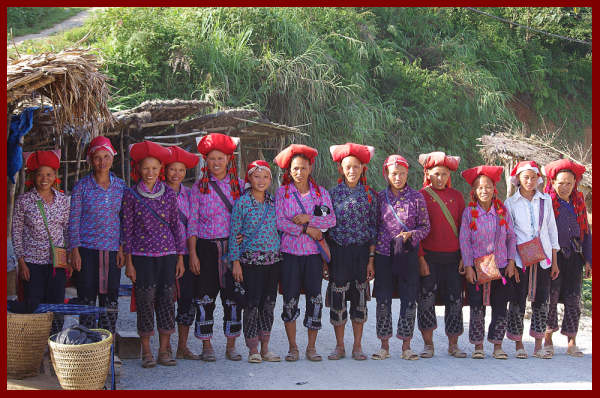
[159,109,260,137]
[7,40,114,135]
[231,118,306,145]
[478,133,592,189]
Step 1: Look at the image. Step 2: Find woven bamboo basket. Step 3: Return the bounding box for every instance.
[6,312,54,379]
[49,329,112,390]
[7,269,16,296]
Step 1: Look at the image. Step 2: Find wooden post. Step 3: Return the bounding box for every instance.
[73,136,82,184]
[18,167,25,196]
[7,176,17,239]
[125,130,131,187]
[120,131,125,181]
[505,160,516,199]
[63,135,69,194]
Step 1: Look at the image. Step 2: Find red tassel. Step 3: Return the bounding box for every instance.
[471,210,479,217]
[470,221,478,230]
[468,201,477,207]
[500,219,507,226]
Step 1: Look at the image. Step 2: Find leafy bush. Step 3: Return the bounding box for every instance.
[7,7,87,37]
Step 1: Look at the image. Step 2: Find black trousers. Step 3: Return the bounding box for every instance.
[175,254,197,327]
[547,251,584,337]
[23,262,66,335]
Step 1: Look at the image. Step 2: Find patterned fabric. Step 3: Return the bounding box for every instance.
[554,199,592,266]
[12,188,70,264]
[546,251,583,337]
[376,185,430,256]
[176,255,196,327]
[175,185,193,255]
[507,266,551,340]
[68,172,126,251]
[328,182,378,246]
[228,191,281,265]
[275,184,336,256]
[187,175,245,240]
[459,203,517,269]
[504,189,560,269]
[467,281,509,345]
[121,181,186,256]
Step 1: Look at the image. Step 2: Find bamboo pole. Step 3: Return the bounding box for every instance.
[73,136,82,184]
[125,130,131,187]
[120,131,125,181]
[63,135,69,194]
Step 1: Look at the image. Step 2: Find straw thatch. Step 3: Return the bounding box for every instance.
[231,118,306,146]
[7,37,114,135]
[160,108,260,137]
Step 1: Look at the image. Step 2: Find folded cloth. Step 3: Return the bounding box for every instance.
[7,298,40,314]
[51,325,106,345]
[390,237,416,280]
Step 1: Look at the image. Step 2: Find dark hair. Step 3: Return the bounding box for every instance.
[282,154,321,199]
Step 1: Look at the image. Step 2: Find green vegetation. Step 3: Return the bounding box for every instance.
[7,7,88,38]
[582,277,592,315]
[10,7,592,192]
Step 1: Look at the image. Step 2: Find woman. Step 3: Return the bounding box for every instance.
[69,136,126,345]
[12,150,70,335]
[542,159,592,357]
[504,160,560,359]
[122,141,186,368]
[162,145,201,360]
[372,155,430,361]
[325,143,378,361]
[275,144,336,362]
[229,160,282,364]
[416,151,467,359]
[459,166,518,359]
[187,133,244,362]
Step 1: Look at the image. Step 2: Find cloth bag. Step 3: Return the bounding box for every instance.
[36,200,67,268]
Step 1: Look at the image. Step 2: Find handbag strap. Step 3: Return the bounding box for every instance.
[178,209,188,228]
[385,189,410,232]
[527,197,544,238]
[424,186,458,238]
[335,189,362,214]
[240,204,271,253]
[209,180,233,213]
[127,187,171,228]
[36,200,55,249]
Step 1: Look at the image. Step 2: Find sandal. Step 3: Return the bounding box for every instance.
[157,350,177,366]
[402,349,419,361]
[327,346,346,360]
[515,348,528,359]
[248,353,262,364]
[285,347,300,362]
[472,349,485,359]
[176,347,201,360]
[420,344,435,358]
[305,347,322,362]
[544,345,555,357]
[533,347,553,359]
[351,347,367,361]
[566,345,584,357]
[492,349,508,360]
[141,353,156,368]
[199,348,217,362]
[226,347,242,361]
[447,344,467,358]
[371,348,391,360]
[261,351,281,362]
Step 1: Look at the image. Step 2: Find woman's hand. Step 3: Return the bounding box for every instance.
[395,231,412,243]
[116,246,125,269]
[550,262,560,280]
[125,255,136,284]
[418,256,430,277]
[584,262,592,279]
[17,258,30,281]
[236,234,244,245]
[305,226,322,241]
[232,260,243,283]
[292,214,310,225]
[465,266,477,284]
[458,259,466,275]
[71,247,82,272]
[322,262,330,281]
[366,258,375,282]
[506,260,518,282]
[175,255,185,279]
[189,253,201,275]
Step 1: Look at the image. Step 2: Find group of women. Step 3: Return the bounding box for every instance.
[11,133,592,368]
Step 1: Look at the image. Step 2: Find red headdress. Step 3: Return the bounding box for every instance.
[274,144,320,199]
[382,155,409,177]
[165,146,200,169]
[509,160,543,187]
[418,151,461,188]
[128,141,172,182]
[86,136,117,165]
[330,143,375,202]
[244,160,272,191]
[542,159,589,240]
[461,165,507,230]
[23,150,62,191]
[195,133,241,199]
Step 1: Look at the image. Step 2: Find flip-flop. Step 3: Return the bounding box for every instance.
[402,349,419,361]
[141,353,156,368]
[351,348,367,361]
[420,345,434,358]
[261,351,281,362]
[472,349,485,359]
[305,347,322,362]
[447,345,467,358]
[492,349,508,360]
[533,347,553,359]
[248,353,262,364]
[327,346,346,360]
[200,348,217,362]
[371,348,391,360]
[285,348,299,362]
[515,348,528,359]
[226,347,242,361]
[567,345,584,357]
[176,347,201,360]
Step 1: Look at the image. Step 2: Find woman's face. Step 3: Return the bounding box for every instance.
[34,166,56,192]
[165,162,187,187]
[518,169,539,192]
[552,171,575,201]
[475,175,494,207]
[290,156,310,184]
[426,166,451,189]
[206,149,228,178]
[91,149,113,173]
[138,157,162,185]
[249,168,272,193]
[340,156,363,185]
[387,164,408,191]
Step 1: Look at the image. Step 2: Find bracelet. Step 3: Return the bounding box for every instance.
[368,253,375,258]
[302,225,308,234]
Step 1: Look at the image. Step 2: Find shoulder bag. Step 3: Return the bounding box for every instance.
[424,186,458,238]
[516,198,547,267]
[292,192,331,263]
[36,200,68,268]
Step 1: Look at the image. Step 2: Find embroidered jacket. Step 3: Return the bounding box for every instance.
[175,185,193,255]
[376,185,430,257]
[459,203,517,269]
[328,182,378,247]
[121,181,186,257]
[228,191,282,265]
[68,172,126,252]
[275,183,336,256]
[12,188,70,264]
[554,198,592,266]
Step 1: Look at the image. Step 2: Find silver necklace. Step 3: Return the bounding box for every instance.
[136,182,165,199]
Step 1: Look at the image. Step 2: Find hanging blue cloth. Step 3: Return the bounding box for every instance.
[7,106,53,183]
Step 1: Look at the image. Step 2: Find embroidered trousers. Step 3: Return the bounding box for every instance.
[546,251,584,337]
[175,255,197,327]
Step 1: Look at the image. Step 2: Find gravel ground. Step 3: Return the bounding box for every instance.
[108,272,592,390]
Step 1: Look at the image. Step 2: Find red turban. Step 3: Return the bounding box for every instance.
[542,159,586,183]
[509,160,543,187]
[244,160,272,190]
[196,133,240,156]
[382,155,409,177]
[418,151,461,188]
[23,150,61,171]
[129,141,172,163]
[86,136,117,164]
[274,144,318,169]
[165,146,200,169]
[329,143,374,164]
[461,166,504,186]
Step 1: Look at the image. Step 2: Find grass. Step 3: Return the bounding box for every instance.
[581,277,592,317]
[7,7,88,38]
